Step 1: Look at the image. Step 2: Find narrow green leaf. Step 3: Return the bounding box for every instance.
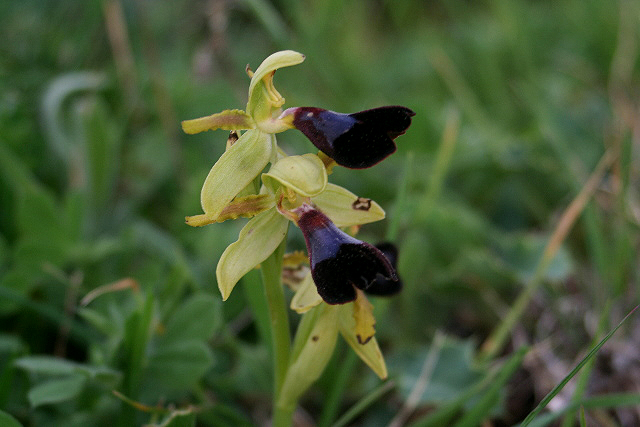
[523,393,640,427]
[454,346,528,427]
[332,381,396,427]
[520,306,638,426]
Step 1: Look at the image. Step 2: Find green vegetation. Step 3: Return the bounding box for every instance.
[1,0,639,426]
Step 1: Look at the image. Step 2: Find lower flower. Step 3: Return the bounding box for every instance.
[293,203,399,304]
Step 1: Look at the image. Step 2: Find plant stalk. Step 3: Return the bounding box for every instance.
[261,239,293,426]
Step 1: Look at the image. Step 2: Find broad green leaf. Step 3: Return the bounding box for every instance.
[200,129,272,220]
[0,410,24,427]
[290,273,322,313]
[27,374,86,407]
[262,154,327,197]
[312,183,385,227]
[0,334,25,354]
[15,355,121,387]
[216,208,288,300]
[338,305,387,379]
[390,338,484,405]
[162,293,222,343]
[75,365,122,387]
[15,356,77,376]
[146,341,213,391]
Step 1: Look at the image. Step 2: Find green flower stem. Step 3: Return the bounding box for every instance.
[260,238,293,425]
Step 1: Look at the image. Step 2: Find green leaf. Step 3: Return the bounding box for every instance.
[453,346,528,427]
[15,356,77,376]
[520,306,638,426]
[216,208,288,300]
[312,183,386,227]
[262,154,327,197]
[279,304,338,407]
[162,293,222,343]
[14,355,121,387]
[146,341,213,391]
[27,374,86,407]
[0,410,23,427]
[200,129,272,220]
[391,338,484,405]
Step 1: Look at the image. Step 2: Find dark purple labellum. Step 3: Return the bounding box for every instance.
[365,242,403,296]
[288,106,415,169]
[294,204,399,304]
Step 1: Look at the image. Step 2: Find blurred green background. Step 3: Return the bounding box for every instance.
[1,0,639,426]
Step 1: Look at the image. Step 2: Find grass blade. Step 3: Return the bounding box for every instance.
[519,305,638,426]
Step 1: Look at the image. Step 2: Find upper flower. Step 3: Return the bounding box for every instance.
[280,106,415,168]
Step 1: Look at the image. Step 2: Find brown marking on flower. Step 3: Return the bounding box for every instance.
[227,130,239,147]
[312,335,319,342]
[352,197,372,211]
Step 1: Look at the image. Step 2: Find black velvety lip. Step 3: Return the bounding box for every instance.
[294,204,399,304]
[285,106,415,169]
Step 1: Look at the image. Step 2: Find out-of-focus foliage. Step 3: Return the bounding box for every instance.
[1,0,639,425]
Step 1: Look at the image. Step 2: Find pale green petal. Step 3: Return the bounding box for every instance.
[279,304,338,406]
[263,154,327,197]
[290,273,323,313]
[312,183,386,227]
[248,51,305,102]
[338,304,388,379]
[216,208,288,300]
[186,194,274,226]
[246,51,305,132]
[200,129,271,219]
[181,109,254,134]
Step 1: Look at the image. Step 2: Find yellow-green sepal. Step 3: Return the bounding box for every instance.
[338,300,388,379]
[216,208,288,300]
[200,129,271,220]
[311,183,386,227]
[262,154,327,198]
[290,273,323,313]
[246,50,305,133]
[181,109,254,134]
